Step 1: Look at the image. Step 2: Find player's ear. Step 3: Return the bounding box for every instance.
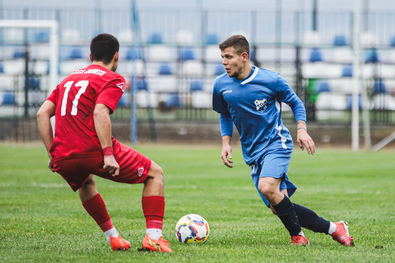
[241,52,249,61]
[89,53,93,62]
[113,52,119,62]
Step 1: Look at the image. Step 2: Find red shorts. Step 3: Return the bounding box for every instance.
[53,139,152,191]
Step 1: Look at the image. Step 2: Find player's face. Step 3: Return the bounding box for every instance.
[221,47,248,79]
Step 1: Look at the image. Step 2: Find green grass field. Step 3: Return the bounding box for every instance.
[1,143,394,262]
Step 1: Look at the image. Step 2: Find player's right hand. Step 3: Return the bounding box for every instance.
[221,145,233,168]
[103,155,120,176]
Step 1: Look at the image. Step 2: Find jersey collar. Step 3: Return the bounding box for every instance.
[240,66,258,85]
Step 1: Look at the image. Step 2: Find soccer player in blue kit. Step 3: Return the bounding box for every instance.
[212,35,354,246]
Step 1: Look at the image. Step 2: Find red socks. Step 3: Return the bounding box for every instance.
[82,193,113,232]
[142,196,165,229]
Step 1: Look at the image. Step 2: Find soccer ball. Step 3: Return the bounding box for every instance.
[175,214,210,244]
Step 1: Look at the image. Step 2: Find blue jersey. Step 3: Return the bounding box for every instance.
[212,67,306,165]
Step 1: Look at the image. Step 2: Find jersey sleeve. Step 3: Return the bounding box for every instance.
[96,77,125,114]
[276,74,306,123]
[220,114,233,137]
[46,86,58,104]
[212,77,230,115]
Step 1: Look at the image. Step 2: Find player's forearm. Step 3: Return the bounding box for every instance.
[37,101,55,153]
[222,135,232,147]
[94,105,113,149]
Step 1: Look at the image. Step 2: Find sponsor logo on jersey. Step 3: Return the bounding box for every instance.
[254,98,267,113]
[222,90,232,95]
[117,83,125,91]
[138,167,144,177]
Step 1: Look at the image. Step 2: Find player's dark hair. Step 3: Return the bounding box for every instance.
[90,33,119,64]
[219,35,250,57]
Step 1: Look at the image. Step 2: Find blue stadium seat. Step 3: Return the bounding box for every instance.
[135,78,148,91]
[190,79,204,91]
[0,61,4,73]
[341,64,353,77]
[333,35,347,46]
[69,47,83,59]
[315,81,331,93]
[158,63,173,75]
[28,77,40,90]
[390,36,395,47]
[166,93,183,107]
[148,32,163,44]
[205,33,219,45]
[125,47,143,60]
[373,81,389,94]
[347,95,363,110]
[34,31,49,43]
[13,50,25,59]
[180,48,195,61]
[214,64,226,75]
[2,90,15,105]
[309,48,323,62]
[365,49,380,63]
[117,94,128,107]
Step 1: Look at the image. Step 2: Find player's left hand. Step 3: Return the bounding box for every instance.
[297,129,315,155]
[103,155,120,176]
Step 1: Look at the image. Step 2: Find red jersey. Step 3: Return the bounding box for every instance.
[47,64,125,161]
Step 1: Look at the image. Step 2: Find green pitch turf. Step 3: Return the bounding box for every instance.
[0,143,394,262]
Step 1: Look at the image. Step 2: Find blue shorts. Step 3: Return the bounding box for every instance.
[249,150,297,207]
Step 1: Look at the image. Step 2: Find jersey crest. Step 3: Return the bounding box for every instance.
[254,98,267,113]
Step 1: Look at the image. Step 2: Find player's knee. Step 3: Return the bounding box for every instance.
[149,161,164,183]
[258,183,276,200]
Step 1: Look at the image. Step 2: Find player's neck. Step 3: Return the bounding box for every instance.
[91,61,115,72]
[237,65,253,80]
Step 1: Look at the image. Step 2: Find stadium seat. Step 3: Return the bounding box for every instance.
[333,35,347,46]
[179,48,196,61]
[28,77,40,90]
[309,48,323,62]
[190,79,204,92]
[316,93,347,110]
[390,36,395,47]
[69,47,84,60]
[118,29,133,43]
[147,46,172,62]
[315,81,331,93]
[333,47,353,64]
[214,63,226,75]
[181,60,204,76]
[302,63,342,78]
[373,81,389,94]
[158,63,173,75]
[361,31,377,48]
[148,32,163,44]
[303,31,321,46]
[204,46,222,63]
[147,76,177,93]
[136,91,159,108]
[62,28,82,42]
[341,64,353,77]
[165,93,183,108]
[347,95,363,110]
[205,33,219,45]
[1,90,15,105]
[117,94,128,107]
[372,93,395,110]
[3,60,25,75]
[13,50,25,59]
[125,47,143,60]
[191,91,212,108]
[134,78,148,91]
[0,61,4,73]
[175,30,195,45]
[365,49,380,63]
[34,31,49,43]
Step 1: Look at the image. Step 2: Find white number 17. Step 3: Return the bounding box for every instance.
[60,80,89,116]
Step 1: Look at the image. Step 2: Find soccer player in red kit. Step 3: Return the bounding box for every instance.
[37,33,172,253]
